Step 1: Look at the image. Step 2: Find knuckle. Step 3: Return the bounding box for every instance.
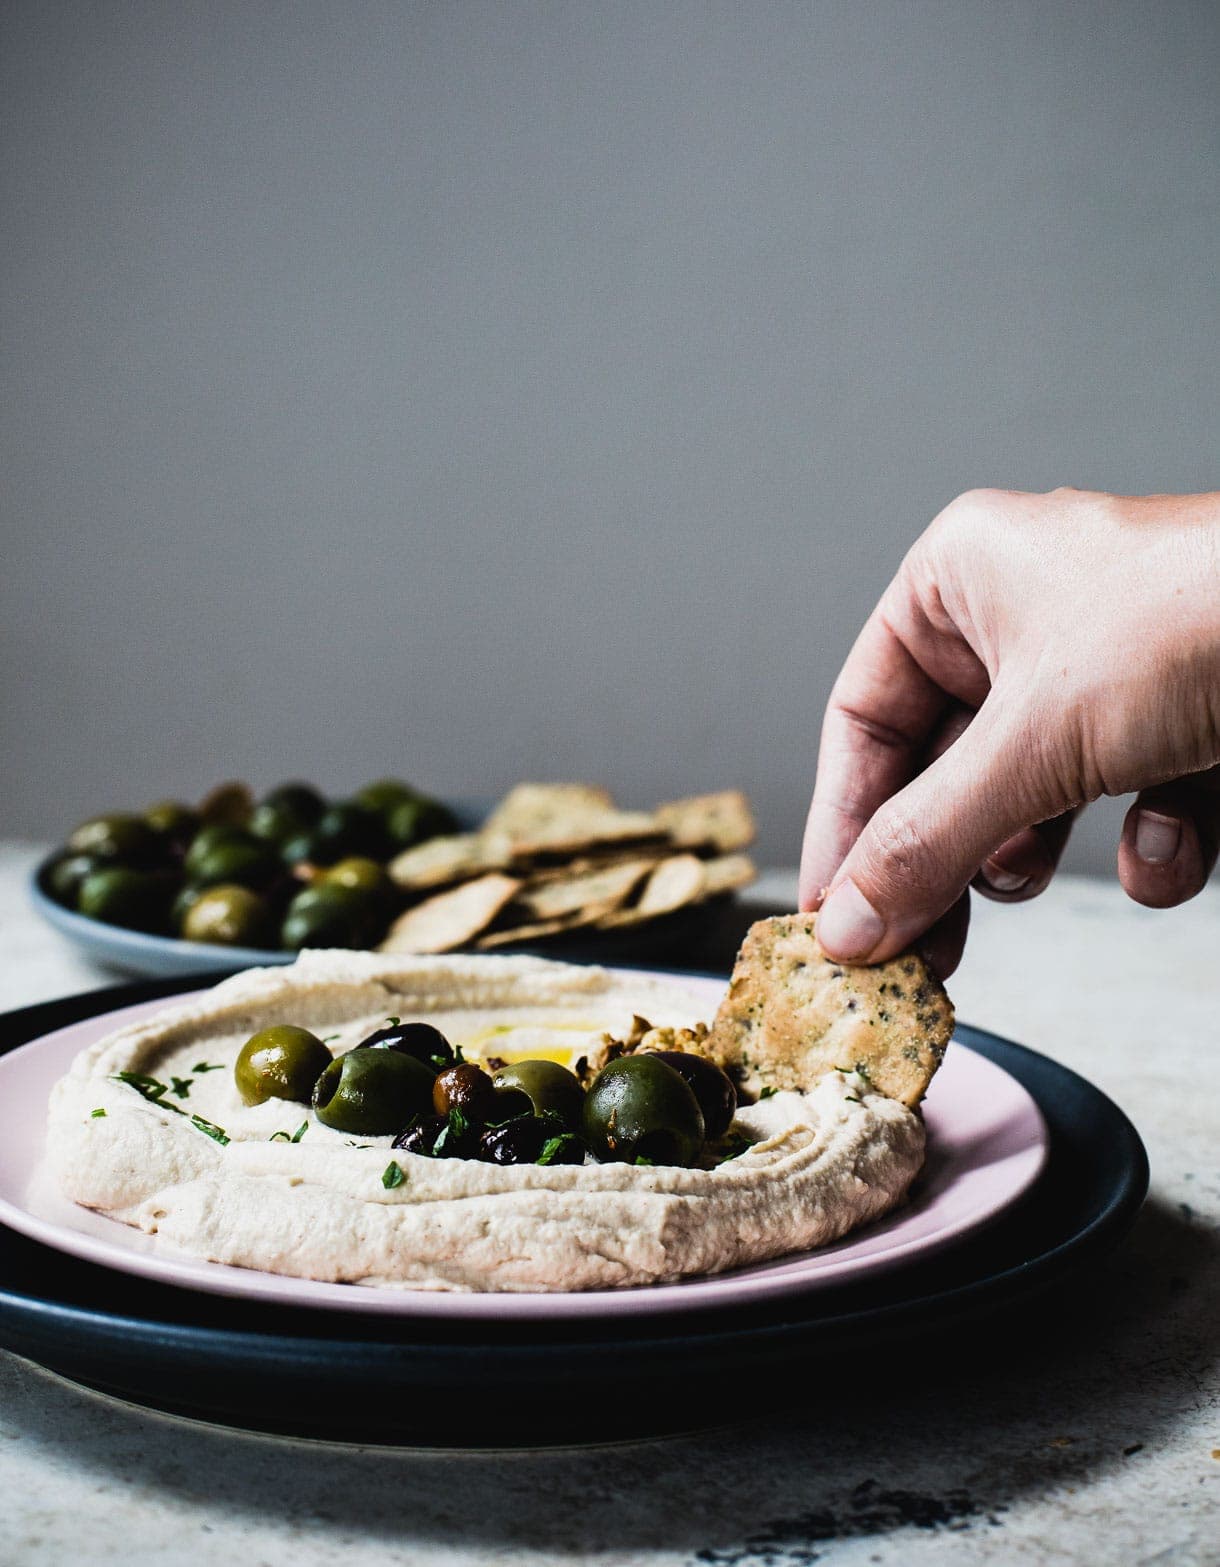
[861,806,941,899]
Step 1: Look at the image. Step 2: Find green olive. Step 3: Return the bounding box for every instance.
[263,782,327,824]
[386,796,459,850]
[491,1060,585,1131]
[321,856,398,913]
[582,1054,705,1166]
[278,829,322,866]
[646,1051,738,1140]
[171,882,204,929]
[355,777,420,815]
[184,833,279,890]
[198,780,254,827]
[248,798,313,846]
[67,813,158,864]
[312,1048,437,1134]
[281,882,383,950]
[309,802,391,865]
[77,866,171,933]
[46,852,101,906]
[144,800,201,843]
[183,824,251,872]
[235,1025,332,1106]
[181,885,275,947]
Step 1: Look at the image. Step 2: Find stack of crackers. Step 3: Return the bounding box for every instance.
[379,783,756,955]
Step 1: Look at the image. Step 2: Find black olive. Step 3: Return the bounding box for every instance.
[479,1115,584,1166]
[356,1021,454,1070]
[432,1063,499,1123]
[392,1115,445,1155]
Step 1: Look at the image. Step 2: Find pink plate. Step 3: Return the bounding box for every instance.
[0,972,1047,1321]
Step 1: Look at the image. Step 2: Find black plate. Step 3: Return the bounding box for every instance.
[0,973,1147,1447]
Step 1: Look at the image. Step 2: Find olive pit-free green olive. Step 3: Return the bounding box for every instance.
[281,881,383,950]
[309,802,391,865]
[491,1060,585,1131]
[46,852,102,906]
[645,1051,738,1140]
[387,796,459,850]
[77,866,171,933]
[184,834,280,891]
[263,782,327,823]
[182,884,275,947]
[312,1048,437,1134]
[144,800,201,843]
[355,777,420,815]
[582,1054,705,1166]
[67,813,159,864]
[321,856,398,912]
[235,1025,332,1106]
[248,798,313,846]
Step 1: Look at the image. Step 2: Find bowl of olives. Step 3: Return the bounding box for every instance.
[30,779,474,979]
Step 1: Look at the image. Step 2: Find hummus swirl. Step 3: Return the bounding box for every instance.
[46,950,926,1292]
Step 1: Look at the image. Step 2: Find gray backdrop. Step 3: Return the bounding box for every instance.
[3,0,1217,870]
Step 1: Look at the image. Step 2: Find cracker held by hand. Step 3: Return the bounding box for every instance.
[708,916,954,1107]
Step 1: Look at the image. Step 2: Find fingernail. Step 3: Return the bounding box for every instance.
[1135,810,1181,865]
[817,879,886,960]
[980,857,1031,894]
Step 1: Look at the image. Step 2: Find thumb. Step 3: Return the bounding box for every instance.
[815,709,1040,963]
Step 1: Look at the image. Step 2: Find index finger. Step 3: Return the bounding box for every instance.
[798,603,949,911]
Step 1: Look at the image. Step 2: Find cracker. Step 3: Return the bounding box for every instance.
[655,790,755,853]
[482,781,664,858]
[387,832,512,891]
[475,898,622,950]
[483,783,615,836]
[706,916,954,1107]
[698,852,757,897]
[378,873,522,954]
[596,853,707,928]
[516,857,659,921]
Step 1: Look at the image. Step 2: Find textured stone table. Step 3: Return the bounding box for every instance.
[0,842,1215,1566]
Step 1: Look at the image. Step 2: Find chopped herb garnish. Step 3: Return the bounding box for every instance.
[290,1121,308,1143]
[384,1016,401,1027]
[170,1076,193,1099]
[382,1160,406,1189]
[537,1133,580,1166]
[758,1085,777,1100]
[193,1061,224,1073]
[844,1095,861,1104]
[633,1154,655,1167]
[346,1141,374,1149]
[323,1034,340,1043]
[90,1108,107,1119]
[191,1115,230,1146]
[110,1072,184,1113]
[269,1131,291,1142]
[432,1107,469,1158]
[716,1134,755,1164]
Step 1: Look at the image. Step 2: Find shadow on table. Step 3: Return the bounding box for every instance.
[4,1194,1216,1560]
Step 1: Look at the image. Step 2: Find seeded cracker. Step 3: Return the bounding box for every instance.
[707,916,954,1107]
[655,790,756,854]
[388,832,514,891]
[596,853,707,928]
[379,873,523,954]
[516,858,659,921]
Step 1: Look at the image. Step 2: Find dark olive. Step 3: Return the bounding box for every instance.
[198,780,254,827]
[263,782,327,823]
[234,1025,332,1106]
[646,1051,737,1140]
[392,1114,446,1155]
[432,1062,499,1122]
[355,778,420,815]
[183,825,255,876]
[321,856,398,914]
[582,1054,705,1166]
[491,1060,584,1131]
[46,852,101,906]
[77,866,171,933]
[182,885,275,947]
[312,1048,436,1134]
[67,813,159,864]
[279,829,322,866]
[281,882,383,950]
[249,798,313,846]
[184,836,280,891]
[171,882,204,929]
[309,802,391,865]
[386,795,459,850]
[144,800,201,844]
[355,1020,454,1069]
[480,1116,585,1165]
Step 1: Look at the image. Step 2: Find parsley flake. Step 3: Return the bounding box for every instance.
[269,1131,291,1142]
[758,1085,777,1100]
[111,1072,185,1114]
[90,1108,107,1119]
[382,1161,406,1190]
[191,1115,230,1146]
[537,1133,580,1166]
[290,1121,308,1143]
[170,1076,193,1099]
[844,1094,862,1104]
[384,1016,401,1027]
[432,1107,469,1158]
[193,1061,224,1073]
[633,1154,655,1167]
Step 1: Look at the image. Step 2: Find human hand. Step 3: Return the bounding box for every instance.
[799,487,1220,975]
